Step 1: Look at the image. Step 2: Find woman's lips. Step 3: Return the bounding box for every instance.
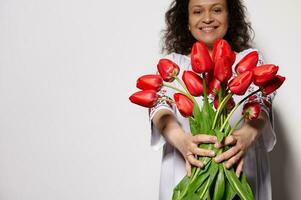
[200,26,217,33]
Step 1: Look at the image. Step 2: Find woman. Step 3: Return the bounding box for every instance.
[150,0,276,199]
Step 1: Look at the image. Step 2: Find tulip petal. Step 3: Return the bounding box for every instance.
[129,90,159,108]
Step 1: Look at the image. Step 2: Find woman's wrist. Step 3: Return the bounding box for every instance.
[152,110,187,152]
[160,115,187,153]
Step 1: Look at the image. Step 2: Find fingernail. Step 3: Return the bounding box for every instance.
[210,151,215,156]
[214,157,220,163]
[215,143,222,148]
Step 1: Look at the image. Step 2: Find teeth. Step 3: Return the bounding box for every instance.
[202,27,215,31]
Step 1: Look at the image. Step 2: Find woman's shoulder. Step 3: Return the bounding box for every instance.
[237,47,259,56]
[237,47,265,64]
[163,52,191,67]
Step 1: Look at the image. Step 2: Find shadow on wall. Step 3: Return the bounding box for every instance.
[270,109,293,200]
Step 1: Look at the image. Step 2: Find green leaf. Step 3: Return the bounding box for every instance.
[197,161,219,199]
[173,176,190,193]
[187,161,212,194]
[182,193,200,200]
[214,129,225,143]
[212,164,225,200]
[241,172,254,199]
[224,167,253,200]
[223,179,237,200]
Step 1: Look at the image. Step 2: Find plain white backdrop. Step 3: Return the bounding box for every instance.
[0,0,300,199]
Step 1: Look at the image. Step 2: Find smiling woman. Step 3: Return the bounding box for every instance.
[149,0,277,200]
[188,0,229,49]
[162,0,253,55]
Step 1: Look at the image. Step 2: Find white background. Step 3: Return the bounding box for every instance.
[0,0,300,199]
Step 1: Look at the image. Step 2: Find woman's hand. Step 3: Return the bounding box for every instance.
[152,109,217,177]
[177,134,217,177]
[213,111,268,177]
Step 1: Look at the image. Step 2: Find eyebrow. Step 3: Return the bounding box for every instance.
[191,3,223,8]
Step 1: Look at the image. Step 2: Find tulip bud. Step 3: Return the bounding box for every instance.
[129,90,159,108]
[157,59,180,82]
[253,64,279,86]
[235,51,259,74]
[214,57,233,82]
[212,39,236,66]
[173,93,194,117]
[136,74,163,91]
[261,75,285,95]
[191,41,212,73]
[226,97,235,111]
[229,71,253,95]
[243,102,261,120]
[208,78,221,95]
[182,71,204,96]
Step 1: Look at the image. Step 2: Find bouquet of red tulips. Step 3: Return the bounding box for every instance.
[129,39,285,200]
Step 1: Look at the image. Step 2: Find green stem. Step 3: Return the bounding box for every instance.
[202,76,209,109]
[228,115,245,136]
[163,83,186,94]
[219,89,261,132]
[174,76,201,113]
[212,93,232,129]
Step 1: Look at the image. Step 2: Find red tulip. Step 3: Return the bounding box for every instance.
[157,58,180,82]
[227,97,236,111]
[129,90,159,108]
[214,57,233,82]
[243,102,261,120]
[261,75,285,95]
[229,71,253,95]
[235,51,259,74]
[253,64,279,86]
[212,39,236,66]
[208,78,221,95]
[173,93,194,117]
[182,71,203,96]
[213,96,235,111]
[136,74,163,91]
[191,41,212,73]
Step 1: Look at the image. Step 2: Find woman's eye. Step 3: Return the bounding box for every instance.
[193,10,202,15]
[213,8,222,13]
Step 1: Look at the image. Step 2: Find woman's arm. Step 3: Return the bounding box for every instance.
[152,109,217,176]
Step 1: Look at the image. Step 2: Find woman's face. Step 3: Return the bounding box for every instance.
[188,0,229,49]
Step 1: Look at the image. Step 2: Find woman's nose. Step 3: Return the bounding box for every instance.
[203,12,214,24]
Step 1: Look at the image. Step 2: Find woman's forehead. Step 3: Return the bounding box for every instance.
[189,0,227,7]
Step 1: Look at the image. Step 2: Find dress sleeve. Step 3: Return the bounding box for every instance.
[243,51,277,152]
[148,53,178,151]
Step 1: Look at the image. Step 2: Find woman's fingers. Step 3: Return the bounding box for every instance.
[186,154,204,168]
[214,145,240,163]
[224,150,244,169]
[193,134,217,144]
[185,160,192,177]
[235,158,244,177]
[192,147,215,157]
[215,135,237,148]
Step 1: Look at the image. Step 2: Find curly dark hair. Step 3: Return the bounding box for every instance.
[161,0,254,55]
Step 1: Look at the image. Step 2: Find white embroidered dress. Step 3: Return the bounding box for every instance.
[149,49,276,200]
